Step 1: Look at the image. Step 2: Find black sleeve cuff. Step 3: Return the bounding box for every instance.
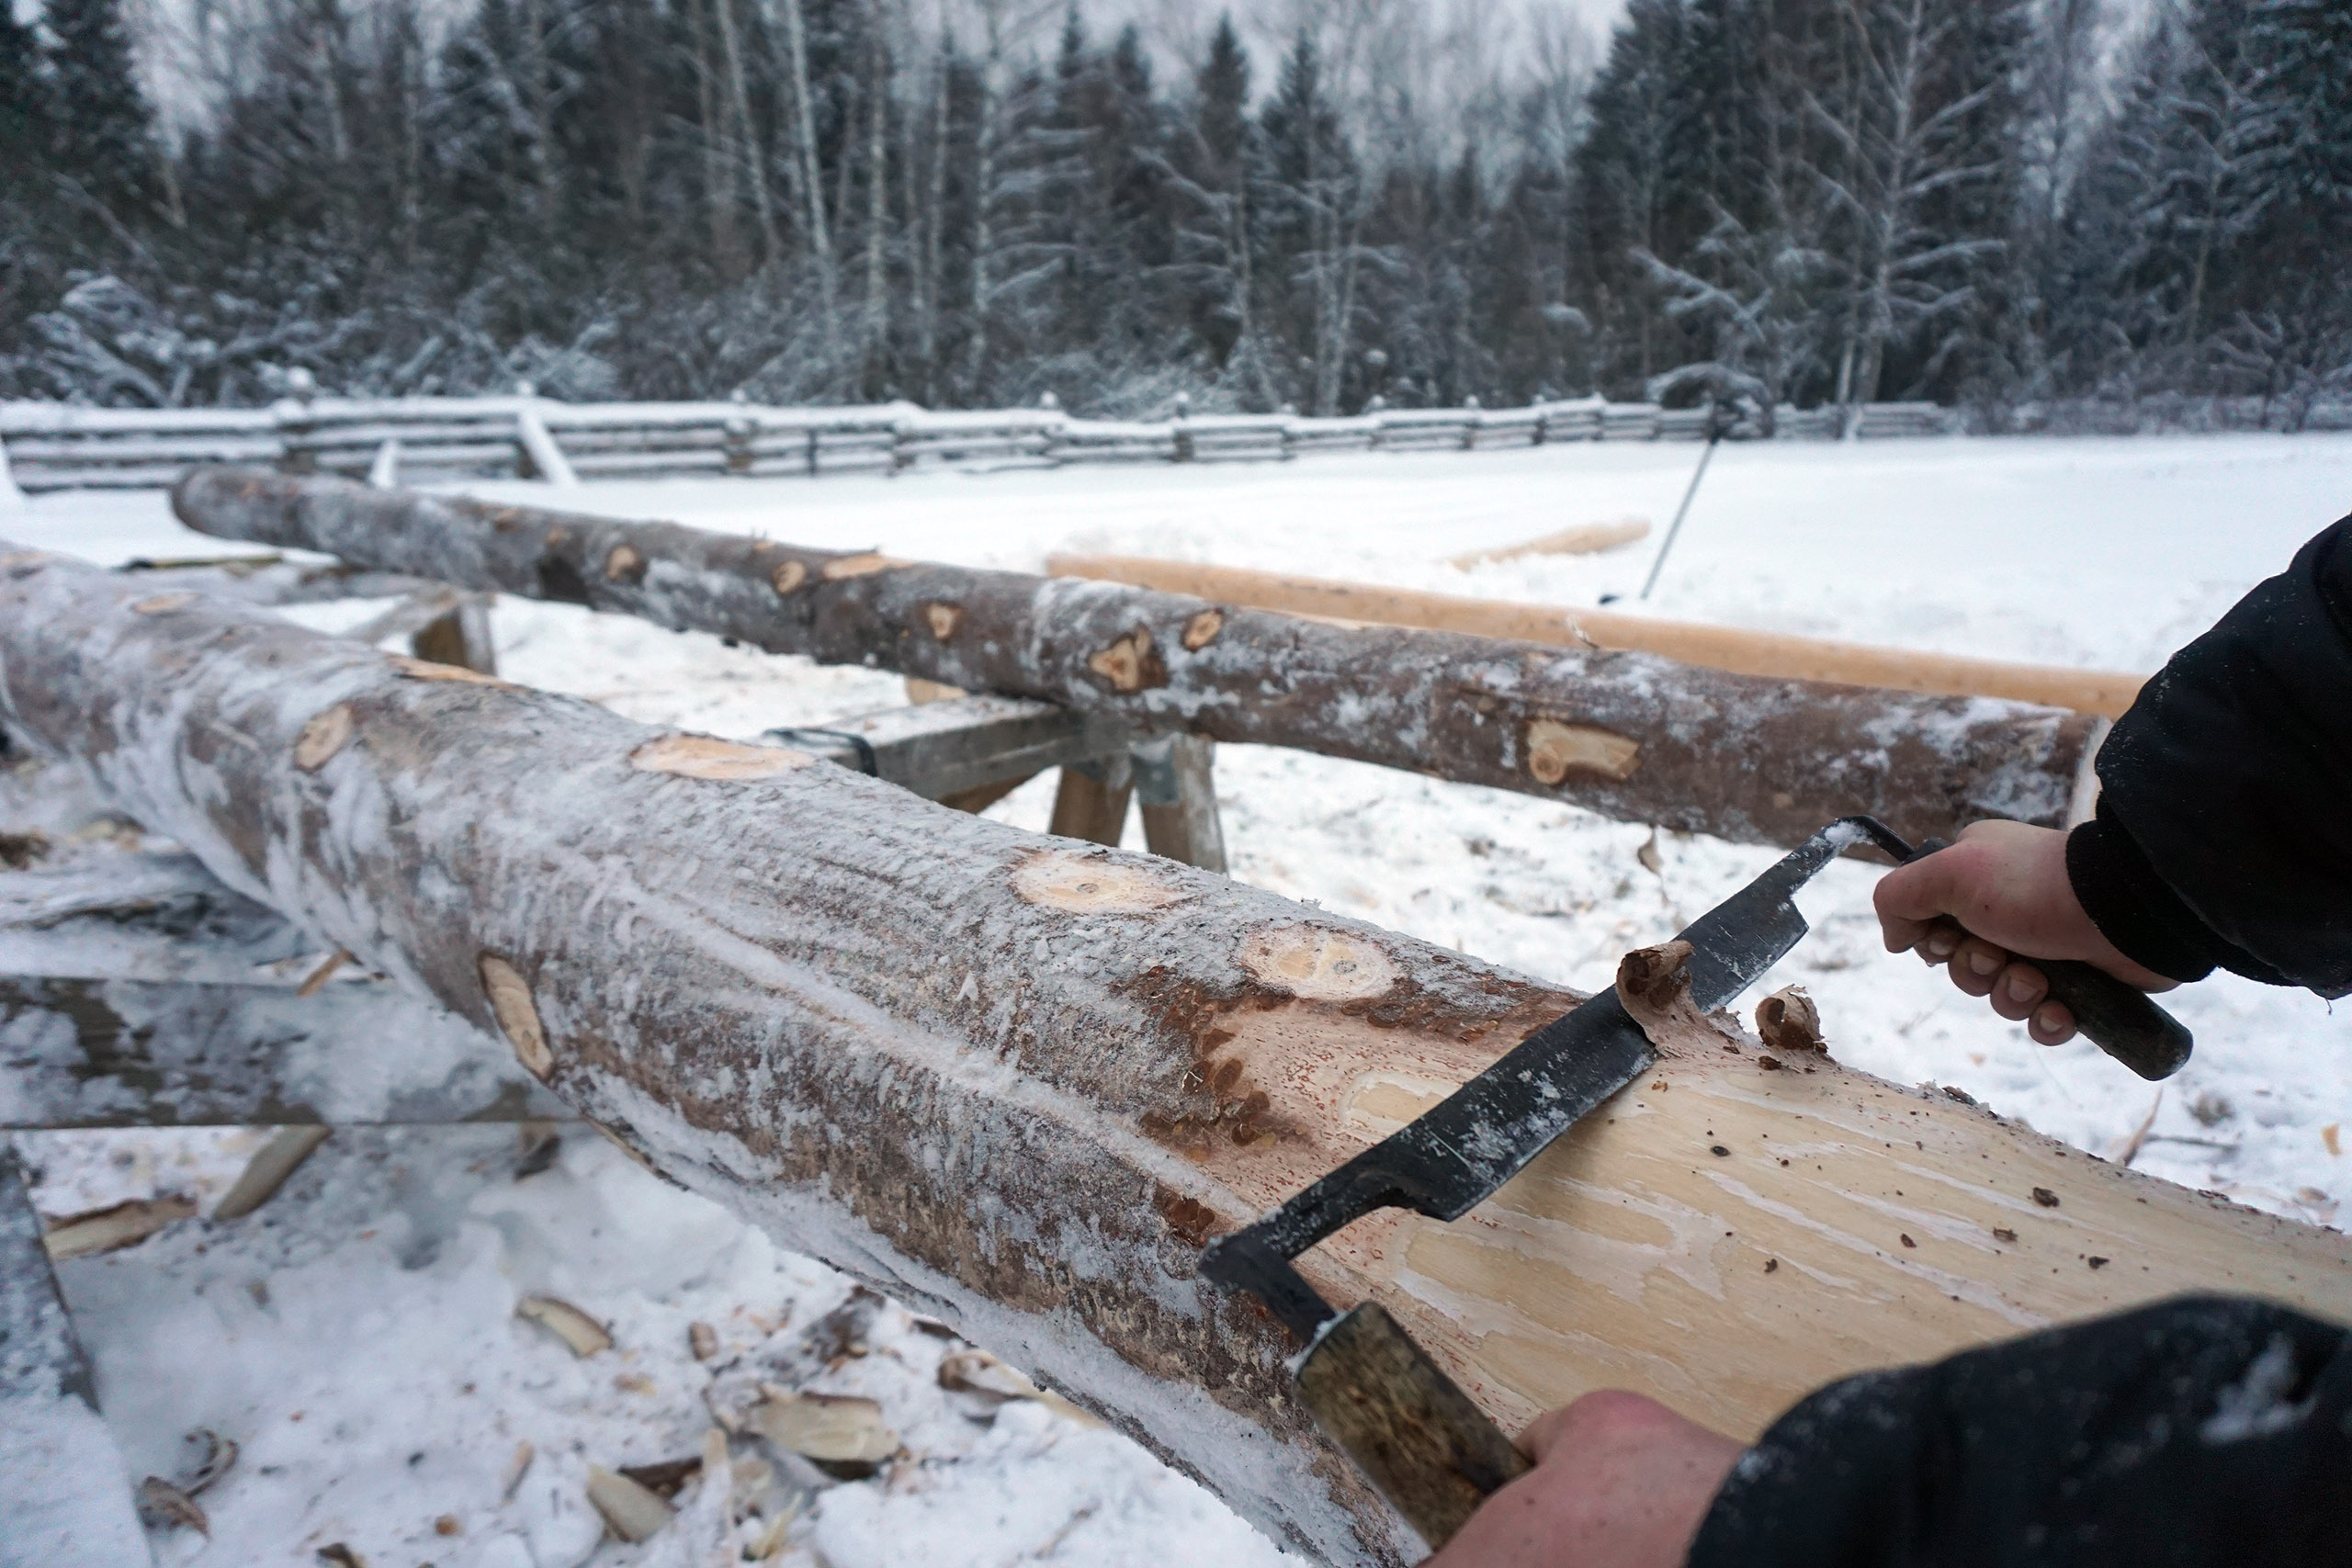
[2065,799,2289,987]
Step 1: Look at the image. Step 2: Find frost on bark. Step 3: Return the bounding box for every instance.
[6,540,2345,1565]
[173,468,2100,850]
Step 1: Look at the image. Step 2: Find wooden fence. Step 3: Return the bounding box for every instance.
[0,393,1957,494]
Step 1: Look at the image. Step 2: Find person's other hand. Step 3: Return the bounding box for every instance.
[1428,1392,1744,1568]
[1872,819,2174,1045]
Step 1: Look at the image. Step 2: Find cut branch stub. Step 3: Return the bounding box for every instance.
[480,954,554,1080]
[1526,718,1641,784]
[293,704,356,772]
[629,733,813,781]
[1088,627,1165,694]
[1182,609,1225,651]
[1011,847,1193,914]
[1238,926,1400,1002]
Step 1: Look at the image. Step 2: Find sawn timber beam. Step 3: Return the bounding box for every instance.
[3,541,2341,1564]
[171,468,2103,850]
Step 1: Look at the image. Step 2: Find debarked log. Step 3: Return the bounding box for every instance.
[172,468,2101,849]
[4,542,2343,1564]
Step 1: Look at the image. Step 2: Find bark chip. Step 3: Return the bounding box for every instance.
[480,953,554,1079]
[925,603,963,640]
[771,560,808,596]
[293,704,356,771]
[629,733,814,781]
[605,544,647,583]
[130,592,198,615]
[1182,609,1225,651]
[1526,718,1642,784]
[1238,926,1399,1001]
[1756,987,1826,1055]
[1011,848,1193,914]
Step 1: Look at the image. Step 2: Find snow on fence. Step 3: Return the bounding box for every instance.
[0,392,1966,494]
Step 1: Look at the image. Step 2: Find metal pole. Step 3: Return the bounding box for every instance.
[1639,416,1724,601]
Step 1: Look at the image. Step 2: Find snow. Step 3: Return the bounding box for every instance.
[6,431,2352,1563]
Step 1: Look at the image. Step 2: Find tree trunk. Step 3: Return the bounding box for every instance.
[714,0,782,267]
[175,469,2102,851]
[3,541,2342,1565]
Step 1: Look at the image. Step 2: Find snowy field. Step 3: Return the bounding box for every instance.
[7,431,2352,1566]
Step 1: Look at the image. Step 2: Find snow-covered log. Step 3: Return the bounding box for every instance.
[171,468,2100,850]
[3,542,2342,1564]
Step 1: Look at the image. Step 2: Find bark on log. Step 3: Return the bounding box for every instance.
[1050,553,2149,720]
[5,542,2343,1564]
[172,468,2101,849]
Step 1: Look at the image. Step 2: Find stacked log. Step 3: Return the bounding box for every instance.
[172,468,2101,850]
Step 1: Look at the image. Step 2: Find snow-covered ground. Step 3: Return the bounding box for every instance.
[7,431,2351,1565]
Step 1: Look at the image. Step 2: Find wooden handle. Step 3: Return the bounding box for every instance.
[1293,1303,1532,1551]
[2030,954,2194,1080]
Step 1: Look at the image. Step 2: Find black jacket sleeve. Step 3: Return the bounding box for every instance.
[1687,1296,2352,1568]
[2066,514,2352,998]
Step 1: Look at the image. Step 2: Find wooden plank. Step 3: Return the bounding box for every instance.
[0,1149,155,1566]
[1048,554,2149,720]
[770,694,1126,804]
[172,470,2106,850]
[0,545,2344,1562]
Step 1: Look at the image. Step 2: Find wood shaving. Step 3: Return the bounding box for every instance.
[516,1294,613,1357]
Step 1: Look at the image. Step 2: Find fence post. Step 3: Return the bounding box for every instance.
[806,424,820,479]
[1367,395,1386,452]
[723,416,755,476]
[273,367,320,475]
[1462,394,1481,451]
[1172,393,1193,464]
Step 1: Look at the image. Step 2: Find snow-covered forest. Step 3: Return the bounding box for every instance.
[1,0,2346,423]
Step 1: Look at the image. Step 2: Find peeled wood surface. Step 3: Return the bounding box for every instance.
[4,542,2342,1564]
[174,468,2099,849]
[1050,553,2149,720]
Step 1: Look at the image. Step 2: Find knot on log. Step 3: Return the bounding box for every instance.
[1182,610,1224,651]
[293,704,355,772]
[1088,628,1166,694]
[630,733,814,781]
[822,553,900,581]
[1011,849,1193,914]
[480,953,553,1080]
[1526,718,1642,785]
[1238,926,1398,1002]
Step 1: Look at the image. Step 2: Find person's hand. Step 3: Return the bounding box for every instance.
[1428,1392,1744,1568]
[1872,819,2174,1045]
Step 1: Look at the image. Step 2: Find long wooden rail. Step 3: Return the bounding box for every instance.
[1048,555,2149,719]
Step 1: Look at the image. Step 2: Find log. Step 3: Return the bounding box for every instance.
[4,540,2344,1562]
[171,468,2102,850]
[1050,553,2150,720]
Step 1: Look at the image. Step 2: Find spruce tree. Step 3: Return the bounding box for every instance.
[42,0,155,213]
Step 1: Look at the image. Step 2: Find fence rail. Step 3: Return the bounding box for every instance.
[0,394,1968,494]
